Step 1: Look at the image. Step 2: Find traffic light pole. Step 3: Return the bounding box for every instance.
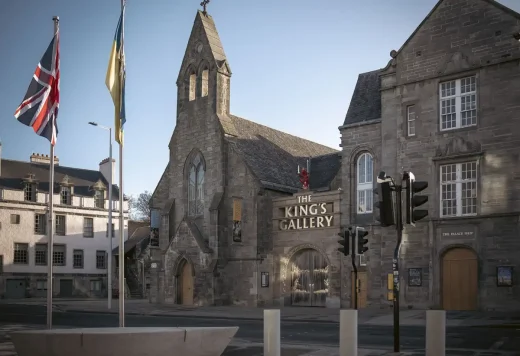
[351,240,358,310]
[393,184,404,352]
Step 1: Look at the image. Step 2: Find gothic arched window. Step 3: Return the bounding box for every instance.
[188,153,205,216]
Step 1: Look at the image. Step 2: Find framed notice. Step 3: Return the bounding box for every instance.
[497,266,513,287]
[408,268,422,287]
[261,272,269,288]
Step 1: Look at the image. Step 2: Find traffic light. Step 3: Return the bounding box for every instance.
[374,182,395,227]
[356,227,369,255]
[337,228,350,256]
[405,172,429,226]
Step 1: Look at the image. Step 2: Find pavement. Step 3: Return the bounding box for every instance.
[2,298,520,328]
[0,303,519,355]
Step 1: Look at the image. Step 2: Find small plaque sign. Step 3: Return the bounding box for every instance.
[408,268,422,287]
[261,272,269,288]
[497,266,513,287]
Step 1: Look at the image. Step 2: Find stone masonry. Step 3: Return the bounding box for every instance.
[148,10,340,307]
[340,0,520,311]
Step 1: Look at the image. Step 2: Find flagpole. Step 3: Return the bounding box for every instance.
[45,15,59,330]
[118,0,125,328]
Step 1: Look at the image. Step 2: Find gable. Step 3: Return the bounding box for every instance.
[170,218,212,253]
[176,11,230,84]
[393,0,520,83]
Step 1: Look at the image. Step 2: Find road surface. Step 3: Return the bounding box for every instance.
[0,304,518,355]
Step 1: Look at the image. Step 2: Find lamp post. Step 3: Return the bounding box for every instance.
[89,121,113,309]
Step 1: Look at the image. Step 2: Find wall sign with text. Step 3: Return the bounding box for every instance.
[278,195,334,230]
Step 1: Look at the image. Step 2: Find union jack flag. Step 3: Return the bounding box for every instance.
[14,30,60,146]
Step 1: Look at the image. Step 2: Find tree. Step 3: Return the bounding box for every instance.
[129,191,152,222]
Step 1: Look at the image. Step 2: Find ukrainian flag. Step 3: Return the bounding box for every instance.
[106,3,126,145]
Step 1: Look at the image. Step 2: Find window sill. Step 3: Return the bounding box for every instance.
[437,125,478,135]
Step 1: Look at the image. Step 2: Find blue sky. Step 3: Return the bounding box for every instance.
[1,0,519,197]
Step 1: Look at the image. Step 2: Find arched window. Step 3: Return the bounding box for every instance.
[188,153,205,216]
[356,153,373,214]
[189,72,197,101]
[200,68,209,97]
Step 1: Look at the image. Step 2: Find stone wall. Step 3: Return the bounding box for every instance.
[0,273,108,299]
[337,0,520,310]
[271,191,342,308]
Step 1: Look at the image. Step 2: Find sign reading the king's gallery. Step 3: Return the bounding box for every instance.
[279,195,333,230]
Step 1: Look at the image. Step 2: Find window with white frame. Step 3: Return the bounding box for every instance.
[55,215,66,235]
[357,153,373,214]
[83,217,94,237]
[439,76,477,131]
[440,161,478,217]
[407,105,416,136]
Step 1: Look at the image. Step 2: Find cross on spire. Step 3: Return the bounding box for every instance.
[200,0,210,14]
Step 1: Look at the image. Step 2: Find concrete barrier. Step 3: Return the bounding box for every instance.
[10,326,238,356]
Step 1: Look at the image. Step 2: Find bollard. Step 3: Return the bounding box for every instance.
[339,309,357,356]
[264,309,281,356]
[426,310,446,356]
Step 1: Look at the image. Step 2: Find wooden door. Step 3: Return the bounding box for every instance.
[351,271,368,308]
[180,262,194,306]
[442,248,478,310]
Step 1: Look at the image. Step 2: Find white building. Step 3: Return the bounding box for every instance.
[0,143,129,298]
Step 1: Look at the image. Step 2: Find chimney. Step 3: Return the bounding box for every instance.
[99,158,115,184]
[30,153,59,165]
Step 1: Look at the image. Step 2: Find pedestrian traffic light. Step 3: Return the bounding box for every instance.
[337,228,350,256]
[405,172,429,226]
[356,227,369,255]
[374,181,395,227]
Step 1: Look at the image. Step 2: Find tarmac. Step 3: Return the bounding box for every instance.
[2,298,519,328]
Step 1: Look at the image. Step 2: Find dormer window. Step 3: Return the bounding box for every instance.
[91,179,106,209]
[61,187,71,205]
[94,190,105,209]
[60,175,73,205]
[23,174,37,202]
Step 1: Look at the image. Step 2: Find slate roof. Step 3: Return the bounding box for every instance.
[113,225,149,255]
[0,158,121,200]
[343,69,381,126]
[309,152,342,190]
[223,115,339,193]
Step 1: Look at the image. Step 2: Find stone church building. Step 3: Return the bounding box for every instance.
[149,0,520,311]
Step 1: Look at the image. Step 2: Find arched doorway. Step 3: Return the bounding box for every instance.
[178,260,194,306]
[441,247,478,310]
[290,249,329,307]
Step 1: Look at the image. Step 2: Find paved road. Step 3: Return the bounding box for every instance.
[0,304,519,355]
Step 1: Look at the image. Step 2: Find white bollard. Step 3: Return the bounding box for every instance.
[339,309,358,356]
[426,310,446,356]
[264,309,281,356]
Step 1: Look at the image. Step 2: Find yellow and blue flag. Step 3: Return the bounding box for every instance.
[106,3,126,145]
